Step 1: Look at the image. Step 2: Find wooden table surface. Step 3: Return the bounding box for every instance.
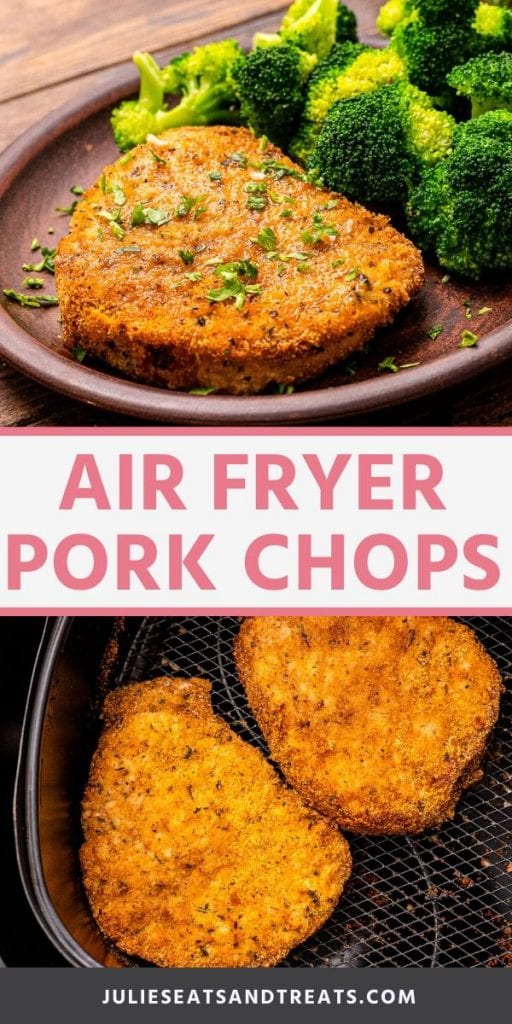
[0,0,511,426]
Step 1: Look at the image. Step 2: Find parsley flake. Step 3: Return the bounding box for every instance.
[209,171,222,182]
[477,306,492,316]
[73,346,87,363]
[22,247,56,274]
[178,250,195,265]
[427,324,444,341]
[3,289,58,308]
[175,195,206,219]
[70,185,85,196]
[252,227,277,252]
[149,149,167,165]
[22,276,44,289]
[301,212,339,245]
[132,205,170,227]
[189,387,218,396]
[230,152,248,167]
[460,330,479,348]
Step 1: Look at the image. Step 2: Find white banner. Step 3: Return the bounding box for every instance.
[0,429,510,612]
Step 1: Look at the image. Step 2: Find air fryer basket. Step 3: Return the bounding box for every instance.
[16,616,512,968]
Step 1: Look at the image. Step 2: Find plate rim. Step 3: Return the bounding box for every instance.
[1,69,512,425]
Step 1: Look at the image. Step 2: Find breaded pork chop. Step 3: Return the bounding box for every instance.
[235,618,503,836]
[56,126,424,394]
[80,676,351,968]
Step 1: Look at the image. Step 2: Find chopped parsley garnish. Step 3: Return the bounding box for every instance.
[184,271,203,282]
[269,192,296,206]
[346,267,359,282]
[230,151,248,167]
[73,346,87,363]
[112,184,126,206]
[332,258,345,269]
[30,238,41,252]
[175,195,206,219]
[118,151,135,166]
[209,170,222,182]
[247,194,268,211]
[3,289,58,308]
[259,135,269,153]
[319,199,339,211]
[132,204,170,227]
[207,261,261,310]
[259,158,306,181]
[55,201,79,215]
[477,306,492,316]
[463,300,473,320]
[149,149,167,164]
[189,387,218,395]
[252,227,277,252]
[245,182,267,195]
[110,222,125,240]
[276,383,294,394]
[378,356,420,373]
[178,249,195,265]
[460,330,479,348]
[70,185,84,196]
[22,276,44,289]
[22,247,56,274]
[301,213,339,245]
[427,324,443,340]
[279,209,294,219]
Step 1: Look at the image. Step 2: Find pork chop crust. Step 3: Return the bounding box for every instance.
[234,617,503,835]
[80,676,351,967]
[56,126,424,394]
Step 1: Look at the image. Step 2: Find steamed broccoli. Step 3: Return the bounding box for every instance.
[474,2,512,48]
[307,81,455,204]
[407,110,512,278]
[448,53,512,116]
[377,0,413,36]
[254,0,338,58]
[336,3,358,42]
[391,11,481,103]
[111,42,242,151]
[229,45,317,147]
[289,41,406,161]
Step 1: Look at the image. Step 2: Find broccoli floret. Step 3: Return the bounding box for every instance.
[407,110,512,278]
[336,3,358,42]
[254,0,338,58]
[474,2,512,48]
[391,14,481,103]
[377,0,413,36]
[288,41,406,163]
[304,42,406,123]
[111,42,242,151]
[229,45,317,147]
[307,81,455,204]
[448,52,512,116]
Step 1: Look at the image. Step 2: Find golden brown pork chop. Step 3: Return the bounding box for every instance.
[235,617,503,835]
[56,126,424,394]
[80,676,351,967]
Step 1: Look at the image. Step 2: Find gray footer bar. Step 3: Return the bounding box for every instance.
[0,968,510,1023]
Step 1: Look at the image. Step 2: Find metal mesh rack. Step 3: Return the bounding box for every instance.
[110,616,511,969]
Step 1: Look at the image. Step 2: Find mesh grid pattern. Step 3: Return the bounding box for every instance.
[112,616,512,969]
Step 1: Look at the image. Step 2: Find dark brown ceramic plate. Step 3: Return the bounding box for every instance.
[0,44,511,423]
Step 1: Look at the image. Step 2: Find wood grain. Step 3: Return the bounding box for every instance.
[0,0,290,102]
[0,0,510,426]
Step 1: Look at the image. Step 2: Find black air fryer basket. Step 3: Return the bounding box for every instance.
[15,616,512,968]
